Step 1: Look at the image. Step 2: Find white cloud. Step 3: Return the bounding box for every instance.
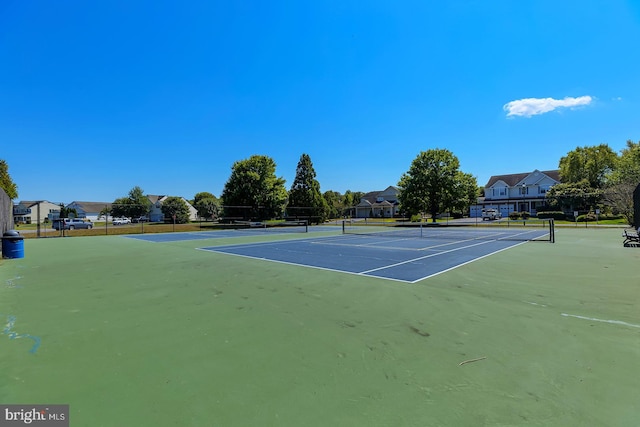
[503,96,593,118]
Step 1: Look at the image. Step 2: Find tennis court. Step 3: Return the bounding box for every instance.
[1,226,639,426]
[199,234,541,283]
[124,220,316,243]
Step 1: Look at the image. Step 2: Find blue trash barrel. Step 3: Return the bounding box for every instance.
[2,230,25,259]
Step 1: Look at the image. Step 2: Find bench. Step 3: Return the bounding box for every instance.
[623,228,640,247]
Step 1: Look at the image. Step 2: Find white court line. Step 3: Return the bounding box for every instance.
[196,248,411,283]
[561,313,640,328]
[360,239,498,274]
[406,243,526,283]
[198,234,531,283]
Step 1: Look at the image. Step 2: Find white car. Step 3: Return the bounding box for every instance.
[112,217,131,225]
[481,209,502,221]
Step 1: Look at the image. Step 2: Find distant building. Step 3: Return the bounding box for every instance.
[470,169,561,218]
[66,201,112,222]
[353,186,400,218]
[13,200,62,224]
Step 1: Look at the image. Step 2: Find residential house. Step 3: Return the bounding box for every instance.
[65,201,112,222]
[471,170,561,218]
[353,186,400,218]
[147,195,198,222]
[13,200,62,224]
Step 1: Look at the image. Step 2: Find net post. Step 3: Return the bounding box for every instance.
[342,220,345,234]
[550,218,555,243]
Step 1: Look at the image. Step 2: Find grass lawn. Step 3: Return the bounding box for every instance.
[1,227,639,426]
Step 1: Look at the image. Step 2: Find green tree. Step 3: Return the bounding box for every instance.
[450,172,479,216]
[192,192,220,220]
[397,149,477,222]
[110,197,133,218]
[605,140,640,226]
[111,186,152,219]
[342,190,364,217]
[287,153,328,223]
[160,197,191,223]
[322,190,343,219]
[195,197,220,221]
[221,155,288,220]
[559,144,618,189]
[610,140,640,185]
[193,192,217,205]
[546,180,602,213]
[0,159,18,199]
[59,204,78,219]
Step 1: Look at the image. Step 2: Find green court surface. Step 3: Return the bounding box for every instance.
[1,228,639,426]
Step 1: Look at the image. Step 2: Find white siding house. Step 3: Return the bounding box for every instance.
[470,170,561,218]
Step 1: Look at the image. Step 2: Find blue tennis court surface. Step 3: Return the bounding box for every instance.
[199,231,545,283]
[124,225,339,243]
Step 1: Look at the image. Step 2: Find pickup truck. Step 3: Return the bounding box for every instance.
[482,209,502,221]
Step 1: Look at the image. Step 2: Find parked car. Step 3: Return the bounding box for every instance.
[131,216,149,223]
[112,217,131,225]
[482,208,502,221]
[52,218,93,230]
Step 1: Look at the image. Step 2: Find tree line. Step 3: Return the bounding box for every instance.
[2,139,639,226]
[546,140,640,225]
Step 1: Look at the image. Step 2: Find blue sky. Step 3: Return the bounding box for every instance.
[2,1,639,203]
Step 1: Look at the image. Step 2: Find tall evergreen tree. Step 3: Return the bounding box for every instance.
[287,154,328,223]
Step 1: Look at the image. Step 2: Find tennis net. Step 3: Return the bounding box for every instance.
[342,219,555,243]
[233,220,308,233]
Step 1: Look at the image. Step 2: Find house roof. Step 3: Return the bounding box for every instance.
[484,170,560,188]
[147,195,196,208]
[147,195,165,204]
[67,201,112,213]
[17,200,59,208]
[358,186,399,205]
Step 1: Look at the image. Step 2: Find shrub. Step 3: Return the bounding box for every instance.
[597,213,624,220]
[576,213,598,222]
[410,214,422,222]
[537,211,566,220]
[509,212,531,220]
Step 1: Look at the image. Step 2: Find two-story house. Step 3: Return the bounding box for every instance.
[353,186,400,218]
[471,170,561,218]
[13,200,62,224]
